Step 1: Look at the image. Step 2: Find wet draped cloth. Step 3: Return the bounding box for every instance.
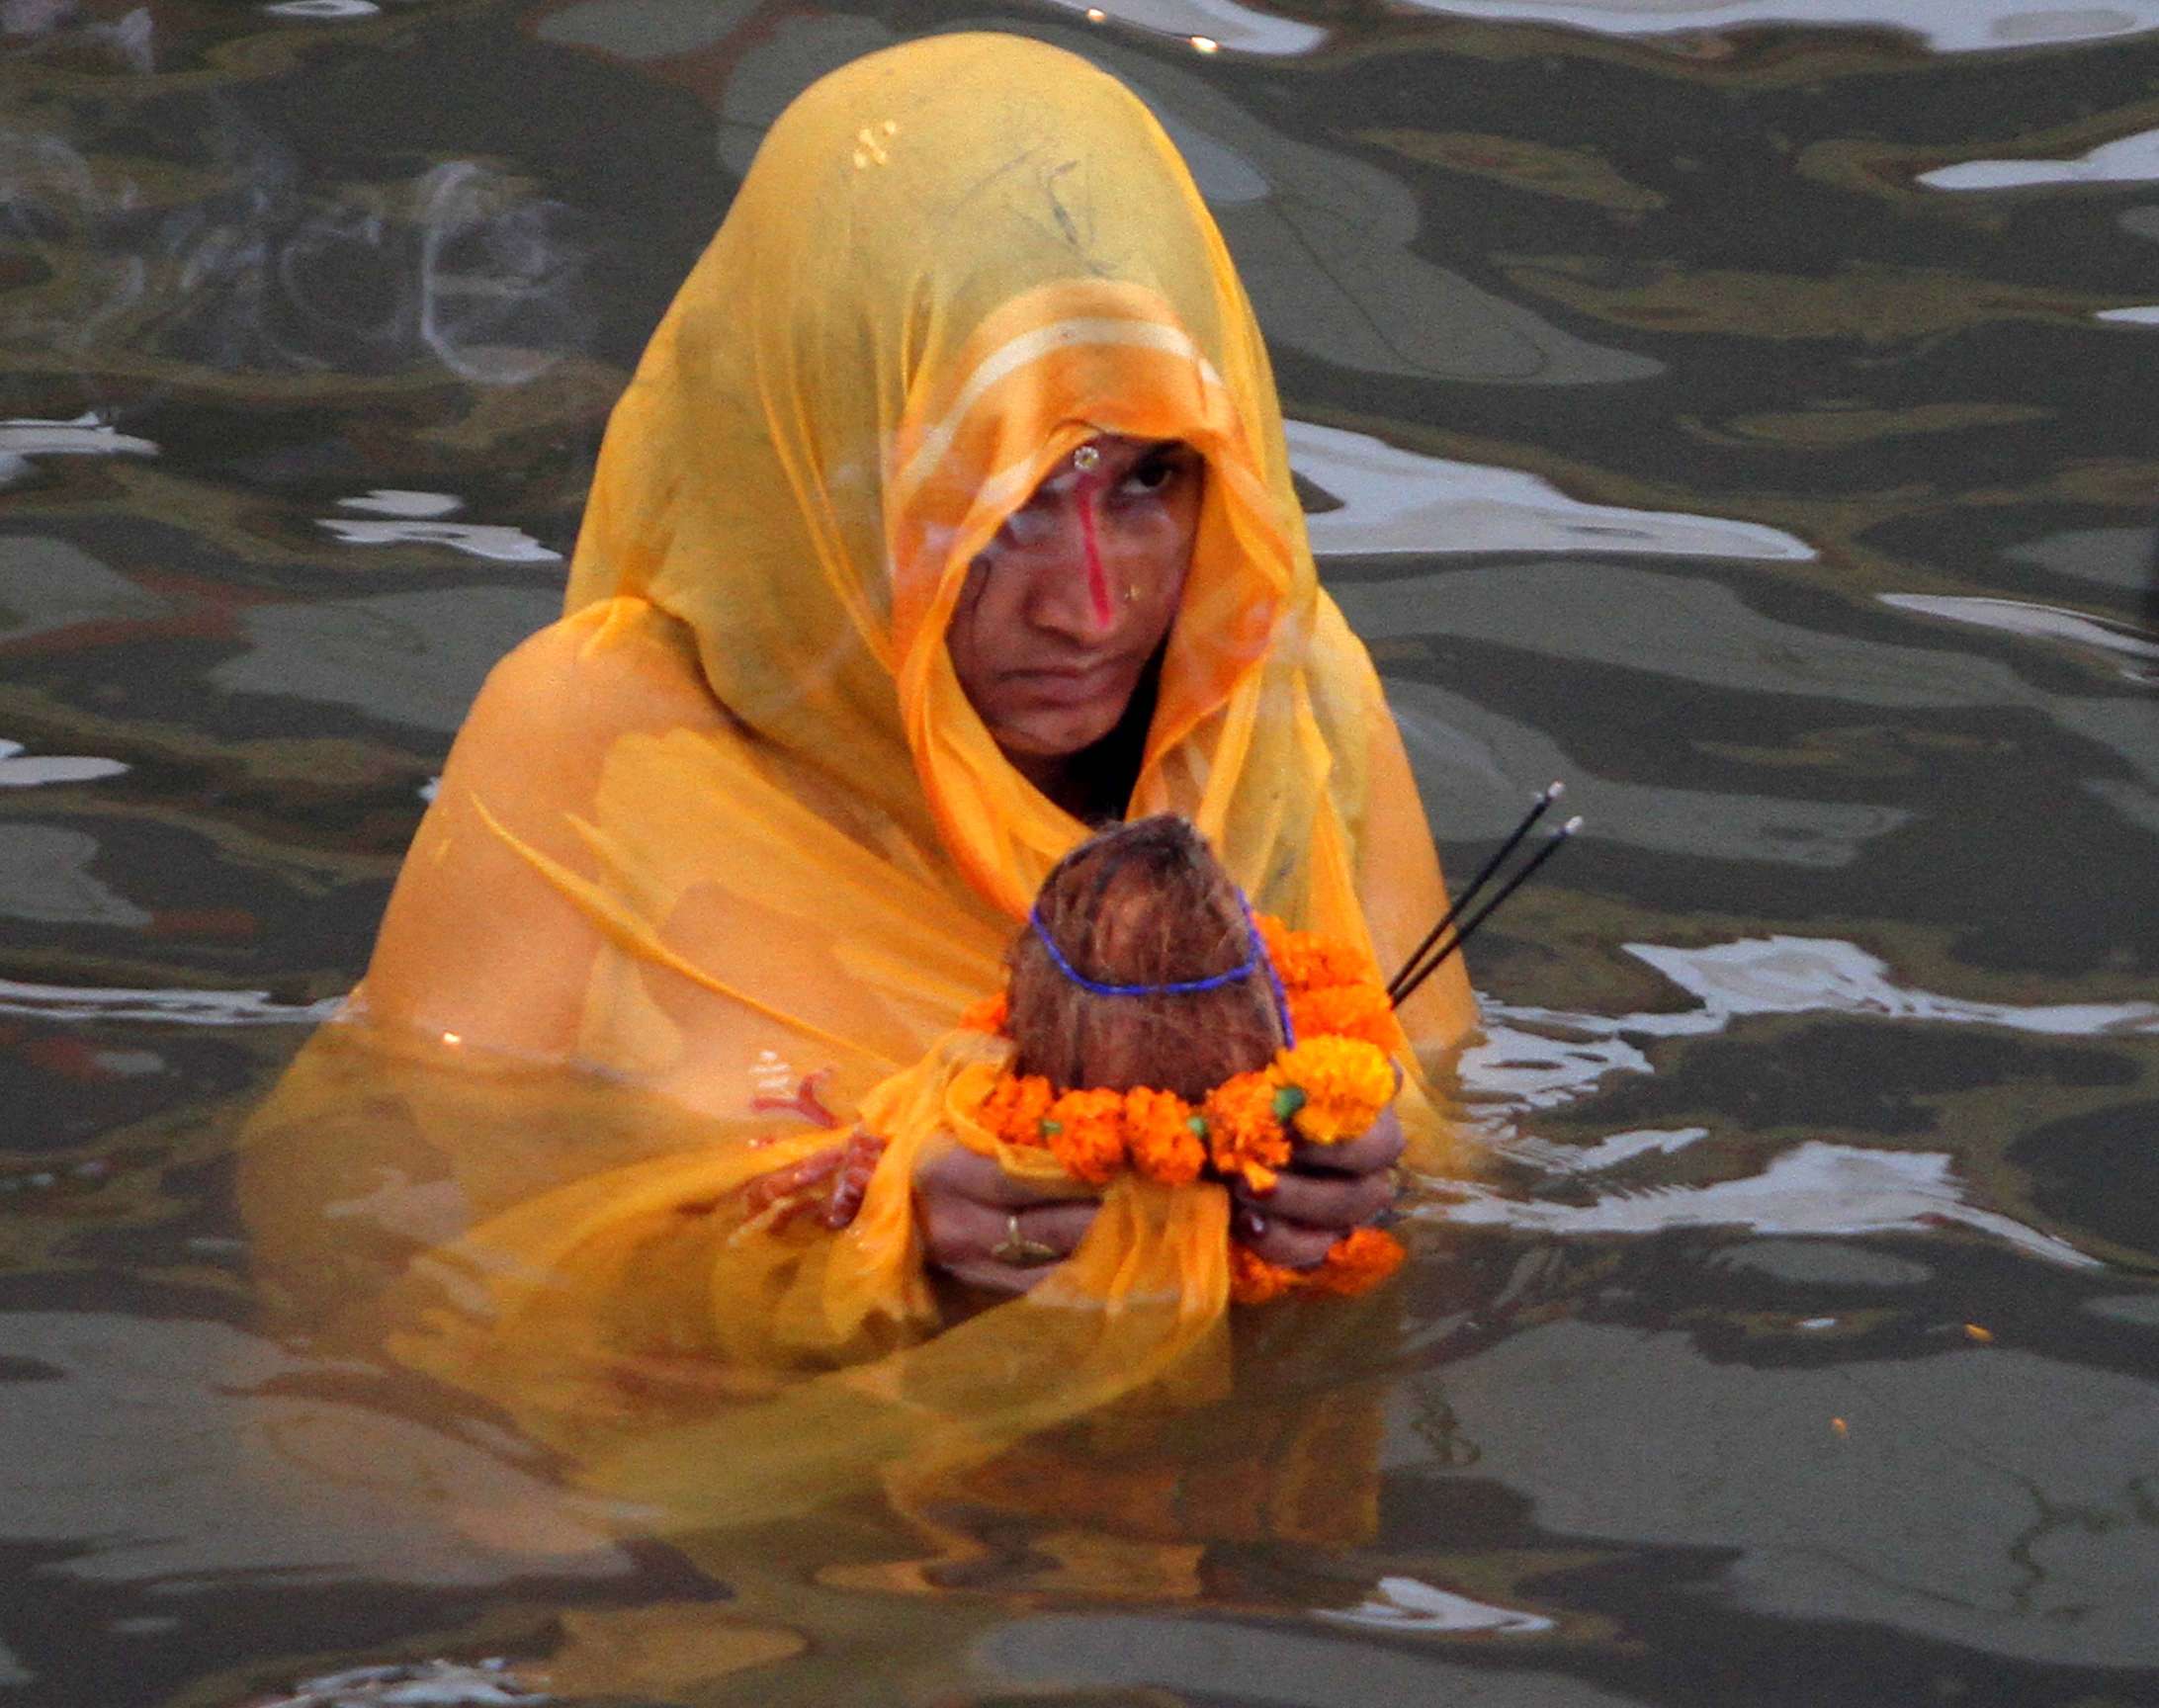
[244,33,1476,1527]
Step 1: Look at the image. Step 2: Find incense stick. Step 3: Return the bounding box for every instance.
[1391,816,1582,1008]
[1385,783,1562,1003]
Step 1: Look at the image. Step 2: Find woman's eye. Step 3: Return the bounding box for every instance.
[1121,456,1179,495]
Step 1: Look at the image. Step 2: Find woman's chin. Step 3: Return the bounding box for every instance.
[992,702,1126,766]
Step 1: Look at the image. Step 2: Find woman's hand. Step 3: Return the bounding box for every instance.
[915,1145,1100,1294]
[1230,1104,1406,1270]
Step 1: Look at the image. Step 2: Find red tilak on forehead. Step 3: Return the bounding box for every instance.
[1073,444,1113,626]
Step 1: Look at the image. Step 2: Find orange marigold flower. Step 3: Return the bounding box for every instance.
[1308,1227,1405,1295]
[980,1071,1054,1149]
[1044,1087,1126,1185]
[1228,1242,1297,1306]
[1255,915,1375,995]
[1122,1086,1204,1186]
[1231,1229,1405,1306]
[1203,1070,1290,1194]
[1287,982,1398,1050]
[959,990,1009,1034]
[1271,1035,1394,1145]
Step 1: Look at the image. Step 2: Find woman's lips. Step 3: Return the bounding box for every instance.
[1000,660,1129,708]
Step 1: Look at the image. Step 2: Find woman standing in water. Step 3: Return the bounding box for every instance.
[250,35,1477,1473]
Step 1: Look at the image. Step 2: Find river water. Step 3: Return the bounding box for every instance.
[4,2,2157,1704]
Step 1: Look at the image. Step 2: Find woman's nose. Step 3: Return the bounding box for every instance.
[1019,496,1123,640]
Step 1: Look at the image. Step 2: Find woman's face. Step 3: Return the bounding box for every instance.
[946,435,1204,769]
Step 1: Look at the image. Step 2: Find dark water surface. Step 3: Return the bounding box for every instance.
[5,1,2158,1704]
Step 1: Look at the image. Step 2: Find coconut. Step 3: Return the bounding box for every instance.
[1007,814,1282,1101]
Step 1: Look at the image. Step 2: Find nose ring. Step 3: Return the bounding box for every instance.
[1123,581,1141,606]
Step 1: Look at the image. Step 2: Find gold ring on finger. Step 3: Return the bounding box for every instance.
[991,1210,1061,1268]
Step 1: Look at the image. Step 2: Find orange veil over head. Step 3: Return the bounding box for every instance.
[243,32,1476,1533]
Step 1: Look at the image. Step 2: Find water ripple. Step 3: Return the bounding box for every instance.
[1290,421,1815,561]
[1426,1139,2101,1269]
[1391,1,2159,54]
[0,738,128,787]
[1921,126,2159,190]
[0,977,338,1024]
[0,412,156,485]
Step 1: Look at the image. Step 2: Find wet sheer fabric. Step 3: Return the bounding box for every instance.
[243,33,1476,1532]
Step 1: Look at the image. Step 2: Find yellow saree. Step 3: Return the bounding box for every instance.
[244,32,1477,1532]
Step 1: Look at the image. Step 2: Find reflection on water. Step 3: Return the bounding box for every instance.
[1880,591,2159,678]
[1286,420,1815,560]
[247,1660,547,1708]
[0,739,128,788]
[1316,1575,1555,1633]
[0,413,156,484]
[2,1313,631,1589]
[1043,0,1328,56]
[5,0,2158,1703]
[1921,124,2159,189]
[1389,0,2159,52]
[0,977,338,1023]
[1434,1137,2099,1267]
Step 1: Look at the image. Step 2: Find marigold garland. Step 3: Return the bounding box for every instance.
[1253,916,1376,995]
[957,914,1412,1303]
[1270,1036,1396,1144]
[1042,1086,1125,1184]
[1228,1225,1405,1306]
[1197,1070,1288,1193]
[1122,1084,1206,1187]
[1286,981,1397,1051]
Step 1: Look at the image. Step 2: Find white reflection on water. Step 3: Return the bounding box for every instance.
[1428,1139,2100,1268]
[1390,0,2159,53]
[1459,927,2159,1117]
[1880,592,2159,677]
[0,738,128,787]
[316,518,561,563]
[1444,933,2151,1267]
[0,412,156,485]
[264,0,382,16]
[1921,126,2159,190]
[249,1660,545,1707]
[1474,934,2159,1110]
[0,977,337,1024]
[1504,1125,1709,1171]
[1317,1575,1556,1634]
[319,489,561,564]
[1622,933,2159,1037]
[1287,420,1815,561]
[1039,0,1328,54]
[339,488,464,518]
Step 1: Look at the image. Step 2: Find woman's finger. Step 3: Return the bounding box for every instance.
[1288,1104,1405,1177]
[1231,1208,1339,1270]
[1233,1163,1393,1231]
[916,1187,1096,1286]
[915,1143,1099,1210]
